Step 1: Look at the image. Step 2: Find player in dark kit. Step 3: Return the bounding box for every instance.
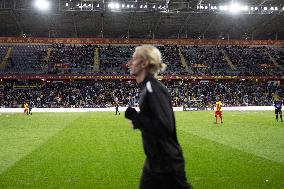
[274,99,283,122]
[125,45,193,189]
[115,103,120,115]
[28,102,33,115]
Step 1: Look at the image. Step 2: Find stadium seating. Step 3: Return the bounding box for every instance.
[1,80,283,108]
[0,44,283,76]
[0,45,49,74]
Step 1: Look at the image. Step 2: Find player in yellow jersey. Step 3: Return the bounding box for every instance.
[215,99,223,124]
[24,102,29,115]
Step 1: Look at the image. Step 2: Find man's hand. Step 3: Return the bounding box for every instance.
[125,107,137,120]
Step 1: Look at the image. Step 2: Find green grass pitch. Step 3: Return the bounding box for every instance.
[0,111,284,189]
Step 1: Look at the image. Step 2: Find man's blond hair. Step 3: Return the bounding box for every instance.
[134,45,167,75]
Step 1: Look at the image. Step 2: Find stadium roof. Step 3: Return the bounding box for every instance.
[0,0,283,40]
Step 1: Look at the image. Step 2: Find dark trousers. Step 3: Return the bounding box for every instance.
[139,167,193,189]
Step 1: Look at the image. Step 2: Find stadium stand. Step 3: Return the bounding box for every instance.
[0,79,283,108]
[0,44,283,76]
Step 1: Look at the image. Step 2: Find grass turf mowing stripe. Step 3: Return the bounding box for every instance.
[181,133,284,189]
[0,113,84,174]
[0,112,283,189]
[176,111,284,163]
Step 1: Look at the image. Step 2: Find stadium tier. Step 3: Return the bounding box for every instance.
[0,80,283,108]
[0,43,283,76]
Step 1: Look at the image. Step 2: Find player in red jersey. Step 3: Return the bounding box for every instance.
[215,99,223,124]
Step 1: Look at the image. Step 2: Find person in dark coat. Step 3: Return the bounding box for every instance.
[125,45,193,189]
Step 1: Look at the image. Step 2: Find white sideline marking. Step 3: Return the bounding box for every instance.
[0,106,274,113]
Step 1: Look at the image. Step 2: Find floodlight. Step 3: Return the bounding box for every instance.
[34,0,50,11]
[121,4,125,8]
[83,3,86,7]
[97,4,100,8]
[65,2,68,7]
[130,4,134,8]
[144,5,147,8]
[250,7,254,11]
[108,3,114,9]
[229,3,241,13]
[241,6,248,11]
[204,6,208,10]
[275,7,278,10]
[264,7,267,10]
[254,7,258,10]
[126,4,130,8]
[140,5,143,8]
[270,7,274,10]
[114,3,119,9]
[153,5,156,8]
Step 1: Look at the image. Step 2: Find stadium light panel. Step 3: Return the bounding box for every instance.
[96,4,100,8]
[65,2,68,7]
[34,0,50,11]
[264,7,267,10]
[254,7,258,10]
[250,7,254,11]
[153,5,156,8]
[114,3,119,9]
[108,3,114,9]
[140,5,143,8]
[144,5,147,8]
[130,4,134,8]
[121,4,125,8]
[219,5,228,11]
[275,7,278,10]
[241,6,248,11]
[270,7,274,10]
[204,6,208,10]
[126,4,130,8]
[83,3,86,7]
[229,3,241,13]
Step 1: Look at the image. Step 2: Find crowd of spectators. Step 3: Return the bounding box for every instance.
[0,80,282,108]
[180,45,230,76]
[99,45,134,75]
[224,46,283,76]
[48,44,95,74]
[2,45,48,74]
[0,44,282,76]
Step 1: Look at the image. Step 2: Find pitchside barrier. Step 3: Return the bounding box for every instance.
[0,106,275,113]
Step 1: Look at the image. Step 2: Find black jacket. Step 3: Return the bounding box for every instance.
[131,75,186,173]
